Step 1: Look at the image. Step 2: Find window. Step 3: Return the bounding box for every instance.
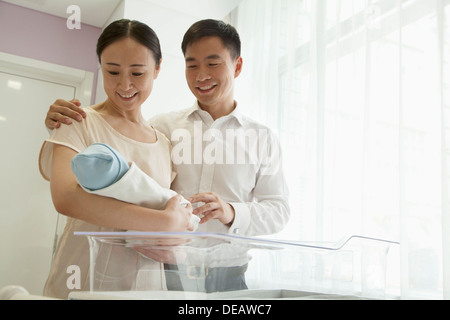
[232,0,450,299]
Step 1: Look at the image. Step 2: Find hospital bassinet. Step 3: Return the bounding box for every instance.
[69,232,399,300]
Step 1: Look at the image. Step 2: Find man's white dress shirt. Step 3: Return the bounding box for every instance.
[150,101,290,236]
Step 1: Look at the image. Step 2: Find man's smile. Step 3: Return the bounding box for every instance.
[197,84,217,93]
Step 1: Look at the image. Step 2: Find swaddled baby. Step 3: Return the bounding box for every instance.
[71,143,200,231]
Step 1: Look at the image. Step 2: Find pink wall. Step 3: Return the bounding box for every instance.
[0,2,102,102]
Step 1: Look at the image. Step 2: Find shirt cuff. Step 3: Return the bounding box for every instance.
[227,202,251,235]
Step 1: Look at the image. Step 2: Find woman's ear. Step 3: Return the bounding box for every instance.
[154,58,162,79]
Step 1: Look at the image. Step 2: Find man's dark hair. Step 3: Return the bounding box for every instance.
[181,19,241,59]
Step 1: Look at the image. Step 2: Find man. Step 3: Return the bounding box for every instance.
[45,19,290,292]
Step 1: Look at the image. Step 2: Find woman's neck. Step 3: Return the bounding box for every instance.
[94,100,145,124]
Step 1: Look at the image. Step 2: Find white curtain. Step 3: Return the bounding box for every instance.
[231,0,450,299]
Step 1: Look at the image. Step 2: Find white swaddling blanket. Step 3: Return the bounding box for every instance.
[80,162,200,230]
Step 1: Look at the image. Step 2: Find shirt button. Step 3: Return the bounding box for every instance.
[233,228,240,235]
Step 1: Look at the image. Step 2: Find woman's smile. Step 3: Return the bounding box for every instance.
[117,91,138,101]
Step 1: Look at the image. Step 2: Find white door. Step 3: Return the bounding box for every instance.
[0,70,75,295]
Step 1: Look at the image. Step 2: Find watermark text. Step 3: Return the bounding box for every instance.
[66,5,81,30]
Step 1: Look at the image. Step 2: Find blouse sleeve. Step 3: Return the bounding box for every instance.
[39,117,92,181]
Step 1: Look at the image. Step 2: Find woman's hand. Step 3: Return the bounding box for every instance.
[164,195,194,231]
[45,98,86,129]
[132,245,187,264]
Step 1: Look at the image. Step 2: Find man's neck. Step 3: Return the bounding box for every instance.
[198,100,236,121]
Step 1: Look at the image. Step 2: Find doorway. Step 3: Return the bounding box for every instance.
[0,53,93,295]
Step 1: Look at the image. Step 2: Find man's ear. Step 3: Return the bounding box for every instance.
[234,56,243,78]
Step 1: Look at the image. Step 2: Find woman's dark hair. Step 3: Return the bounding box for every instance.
[96,19,162,67]
[181,19,241,60]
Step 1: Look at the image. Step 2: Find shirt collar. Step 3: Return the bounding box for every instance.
[186,100,245,127]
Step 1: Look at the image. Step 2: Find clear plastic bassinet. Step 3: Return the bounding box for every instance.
[69,232,399,300]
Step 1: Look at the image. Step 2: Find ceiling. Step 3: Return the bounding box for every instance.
[3,0,242,28]
[3,0,121,27]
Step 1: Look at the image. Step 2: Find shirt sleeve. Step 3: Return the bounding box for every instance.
[148,114,171,140]
[227,131,290,237]
[39,118,91,181]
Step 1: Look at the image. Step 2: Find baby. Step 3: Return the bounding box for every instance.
[71,143,200,230]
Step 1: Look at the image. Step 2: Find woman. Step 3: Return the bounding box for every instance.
[38,19,193,299]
